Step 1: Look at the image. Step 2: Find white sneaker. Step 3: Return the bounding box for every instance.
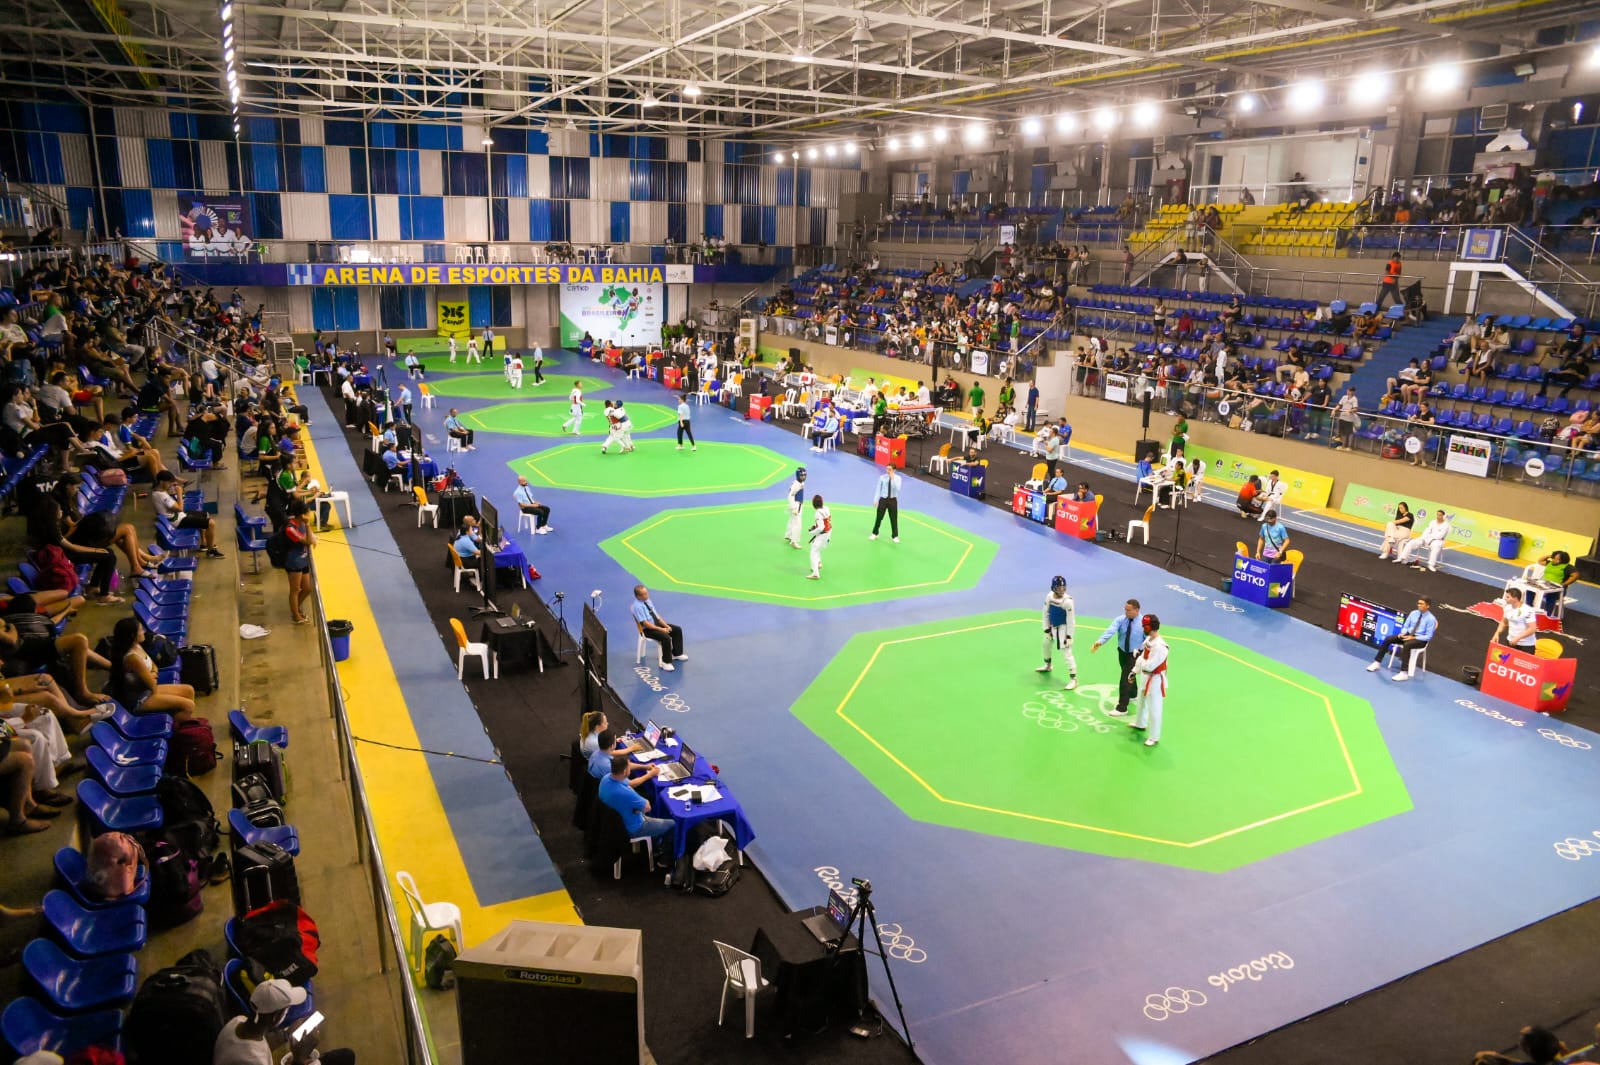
[1144,738,1159,747]
[536,527,552,535]
[691,446,697,451]
[1035,664,1052,673]
[1391,672,1410,682]
[1365,662,1381,672]
[676,445,683,450]
[892,537,899,543]
[674,654,688,661]
[658,661,675,672]
[1064,677,1078,690]
[1105,708,1129,717]
[868,534,878,540]
[806,573,820,580]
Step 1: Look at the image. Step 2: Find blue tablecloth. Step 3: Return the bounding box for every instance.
[638,747,756,859]
[493,542,529,588]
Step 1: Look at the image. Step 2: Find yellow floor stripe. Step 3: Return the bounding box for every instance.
[295,417,581,948]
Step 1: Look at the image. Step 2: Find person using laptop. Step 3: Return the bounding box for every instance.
[588,729,659,786]
[599,754,675,857]
[579,712,646,761]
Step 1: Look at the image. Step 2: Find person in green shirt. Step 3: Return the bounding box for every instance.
[968,381,985,413]
[1537,551,1577,615]
[1170,415,1189,457]
[873,392,888,422]
[997,380,1016,409]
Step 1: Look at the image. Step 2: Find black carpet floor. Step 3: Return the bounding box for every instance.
[321,400,918,1065]
[327,397,1598,1065]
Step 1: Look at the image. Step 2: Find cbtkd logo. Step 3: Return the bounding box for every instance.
[1487,661,1537,687]
[1236,570,1267,587]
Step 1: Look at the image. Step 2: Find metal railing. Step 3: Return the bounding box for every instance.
[1186,181,1366,208]
[1071,371,1599,495]
[306,564,435,1065]
[760,312,1050,383]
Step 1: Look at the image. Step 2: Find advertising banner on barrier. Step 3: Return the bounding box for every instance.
[970,350,990,376]
[436,301,469,339]
[1338,483,1595,564]
[1104,373,1130,404]
[1230,554,1295,608]
[1184,444,1334,508]
[558,282,662,347]
[287,263,672,287]
[1444,434,1492,477]
[1481,643,1576,714]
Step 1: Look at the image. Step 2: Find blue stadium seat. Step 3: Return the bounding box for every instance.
[89,723,167,767]
[228,709,289,749]
[0,997,123,1059]
[83,744,160,796]
[228,808,301,856]
[76,779,164,834]
[41,890,148,956]
[21,939,138,1011]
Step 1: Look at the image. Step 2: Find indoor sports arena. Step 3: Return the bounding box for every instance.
[2,3,1600,1064]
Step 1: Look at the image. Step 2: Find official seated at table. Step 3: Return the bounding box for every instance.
[579,711,644,760]
[1045,469,1069,495]
[452,517,484,560]
[1535,551,1578,615]
[596,755,674,872]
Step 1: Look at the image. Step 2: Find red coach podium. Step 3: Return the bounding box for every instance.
[662,366,682,390]
[1481,643,1577,714]
[746,394,772,421]
[874,434,907,468]
[1054,495,1098,540]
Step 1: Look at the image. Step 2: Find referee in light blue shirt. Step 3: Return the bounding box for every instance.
[1090,598,1146,716]
[1368,596,1436,681]
[870,467,901,542]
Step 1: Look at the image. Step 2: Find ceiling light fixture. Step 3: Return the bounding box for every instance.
[1133,100,1159,127]
[931,126,949,144]
[1093,106,1116,131]
[230,85,240,103]
[224,46,235,63]
[1020,116,1043,137]
[1512,59,1536,77]
[910,132,926,149]
[851,20,874,45]
[1236,92,1258,113]
[1286,78,1325,112]
[1054,113,1076,134]
[886,136,901,150]
[219,2,231,20]
[806,147,818,160]
[843,141,857,154]
[482,136,494,146]
[641,93,659,107]
[1349,70,1391,106]
[1587,42,1600,69]
[825,144,837,158]
[683,84,701,97]
[962,122,986,145]
[222,22,232,37]
[1423,61,1463,94]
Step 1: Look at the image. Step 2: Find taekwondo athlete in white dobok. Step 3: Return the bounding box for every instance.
[448,335,458,363]
[1038,576,1079,689]
[1397,510,1451,571]
[1129,614,1169,747]
[784,467,808,549]
[466,335,481,363]
[600,401,621,453]
[561,381,585,434]
[1257,470,1287,522]
[805,495,832,579]
[508,353,524,389]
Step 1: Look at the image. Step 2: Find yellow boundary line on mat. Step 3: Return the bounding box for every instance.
[616,501,984,604]
[831,618,1364,849]
[297,422,581,954]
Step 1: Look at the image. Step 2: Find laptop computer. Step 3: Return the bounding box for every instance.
[656,742,697,783]
[803,889,854,945]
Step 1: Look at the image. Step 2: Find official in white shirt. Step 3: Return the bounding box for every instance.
[869,468,901,542]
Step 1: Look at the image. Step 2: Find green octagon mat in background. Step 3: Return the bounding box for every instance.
[790,610,1411,872]
[464,401,676,438]
[602,501,998,609]
[427,373,610,400]
[512,440,791,498]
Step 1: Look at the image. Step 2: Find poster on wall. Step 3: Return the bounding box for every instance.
[436,301,469,339]
[559,282,662,347]
[179,194,253,258]
[1104,373,1130,404]
[970,350,990,376]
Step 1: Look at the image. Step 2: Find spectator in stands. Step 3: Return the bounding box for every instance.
[1,723,53,836]
[282,498,317,626]
[25,496,120,604]
[1541,329,1591,398]
[151,472,225,558]
[1,681,73,810]
[1333,386,1360,449]
[106,617,194,721]
[213,976,357,1064]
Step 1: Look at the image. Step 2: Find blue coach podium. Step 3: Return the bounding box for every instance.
[1230,553,1295,608]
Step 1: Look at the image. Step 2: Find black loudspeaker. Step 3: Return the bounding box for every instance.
[1134,438,1162,462]
[1142,390,1153,430]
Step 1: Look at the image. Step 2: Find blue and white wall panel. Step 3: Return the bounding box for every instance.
[374,195,401,242]
[199,141,231,191]
[419,150,444,196]
[283,193,331,241]
[325,147,353,196]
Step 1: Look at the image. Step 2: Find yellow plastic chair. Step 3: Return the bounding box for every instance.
[1235,540,1251,558]
[447,545,481,594]
[1030,462,1047,482]
[928,442,952,476]
[1127,505,1157,545]
[448,618,495,679]
[1284,549,1304,576]
[1534,638,1563,660]
[413,485,438,528]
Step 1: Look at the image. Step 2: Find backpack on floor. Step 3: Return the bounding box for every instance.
[668,819,742,897]
[84,831,145,902]
[235,898,320,985]
[166,718,219,776]
[424,934,458,990]
[123,948,227,1065]
[142,835,206,927]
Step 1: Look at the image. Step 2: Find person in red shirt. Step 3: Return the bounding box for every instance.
[1235,475,1263,519]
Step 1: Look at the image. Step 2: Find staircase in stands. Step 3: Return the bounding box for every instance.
[1345,315,1463,407]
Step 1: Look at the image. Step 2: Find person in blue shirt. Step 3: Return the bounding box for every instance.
[380,444,402,474]
[598,754,674,856]
[1256,511,1291,562]
[587,729,657,783]
[869,468,901,542]
[1369,597,1436,681]
[396,383,413,423]
[443,408,475,450]
[1025,382,1040,431]
[1090,598,1146,716]
[631,585,686,671]
[452,523,481,560]
[1045,469,1069,494]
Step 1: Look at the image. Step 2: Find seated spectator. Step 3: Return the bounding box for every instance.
[106,617,195,721]
[1378,502,1415,561]
[213,977,357,1065]
[151,472,226,558]
[1397,509,1451,571]
[0,612,109,709]
[1,723,52,836]
[1236,474,1263,518]
[1,683,73,815]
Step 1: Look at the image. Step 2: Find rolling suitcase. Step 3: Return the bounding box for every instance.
[180,644,219,695]
[232,772,285,828]
[233,739,286,802]
[233,841,300,914]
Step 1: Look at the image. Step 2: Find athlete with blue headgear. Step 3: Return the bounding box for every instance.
[1039,575,1078,689]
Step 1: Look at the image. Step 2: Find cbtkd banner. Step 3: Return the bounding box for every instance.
[1481,643,1576,714]
[436,301,469,339]
[559,282,662,347]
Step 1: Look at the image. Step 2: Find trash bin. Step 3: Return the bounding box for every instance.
[1220,577,1233,593]
[1462,665,1482,687]
[1497,531,1522,560]
[327,619,354,662]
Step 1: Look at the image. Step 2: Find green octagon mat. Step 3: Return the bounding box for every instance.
[464,401,676,438]
[602,501,997,609]
[426,373,610,400]
[512,440,791,498]
[790,610,1410,872]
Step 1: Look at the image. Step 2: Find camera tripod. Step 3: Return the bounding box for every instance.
[830,878,914,1051]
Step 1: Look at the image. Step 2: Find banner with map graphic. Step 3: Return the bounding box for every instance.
[559,282,663,347]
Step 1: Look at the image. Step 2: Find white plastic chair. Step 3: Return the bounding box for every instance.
[445,435,463,453]
[635,631,651,664]
[396,870,464,972]
[450,617,495,679]
[613,832,655,879]
[419,385,436,410]
[517,510,538,535]
[315,491,352,529]
[449,548,482,594]
[714,941,770,1038]
[1127,505,1155,545]
[1384,642,1428,677]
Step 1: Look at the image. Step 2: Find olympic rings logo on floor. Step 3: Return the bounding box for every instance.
[1211,601,1244,613]
[1537,728,1592,750]
[1553,832,1600,861]
[1022,690,1112,734]
[1143,987,1207,1021]
[875,923,928,963]
[659,693,691,714]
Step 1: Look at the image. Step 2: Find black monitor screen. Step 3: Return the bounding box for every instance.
[581,603,607,684]
[479,497,499,550]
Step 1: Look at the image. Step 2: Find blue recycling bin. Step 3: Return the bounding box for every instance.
[327,619,354,662]
[1497,532,1522,560]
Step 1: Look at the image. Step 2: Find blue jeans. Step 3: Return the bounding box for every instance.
[637,816,675,841]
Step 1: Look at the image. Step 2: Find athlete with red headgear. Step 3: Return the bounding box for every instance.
[1129,614,1169,747]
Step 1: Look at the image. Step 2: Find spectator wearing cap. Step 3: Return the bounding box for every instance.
[151,472,225,557]
[213,977,357,1065]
